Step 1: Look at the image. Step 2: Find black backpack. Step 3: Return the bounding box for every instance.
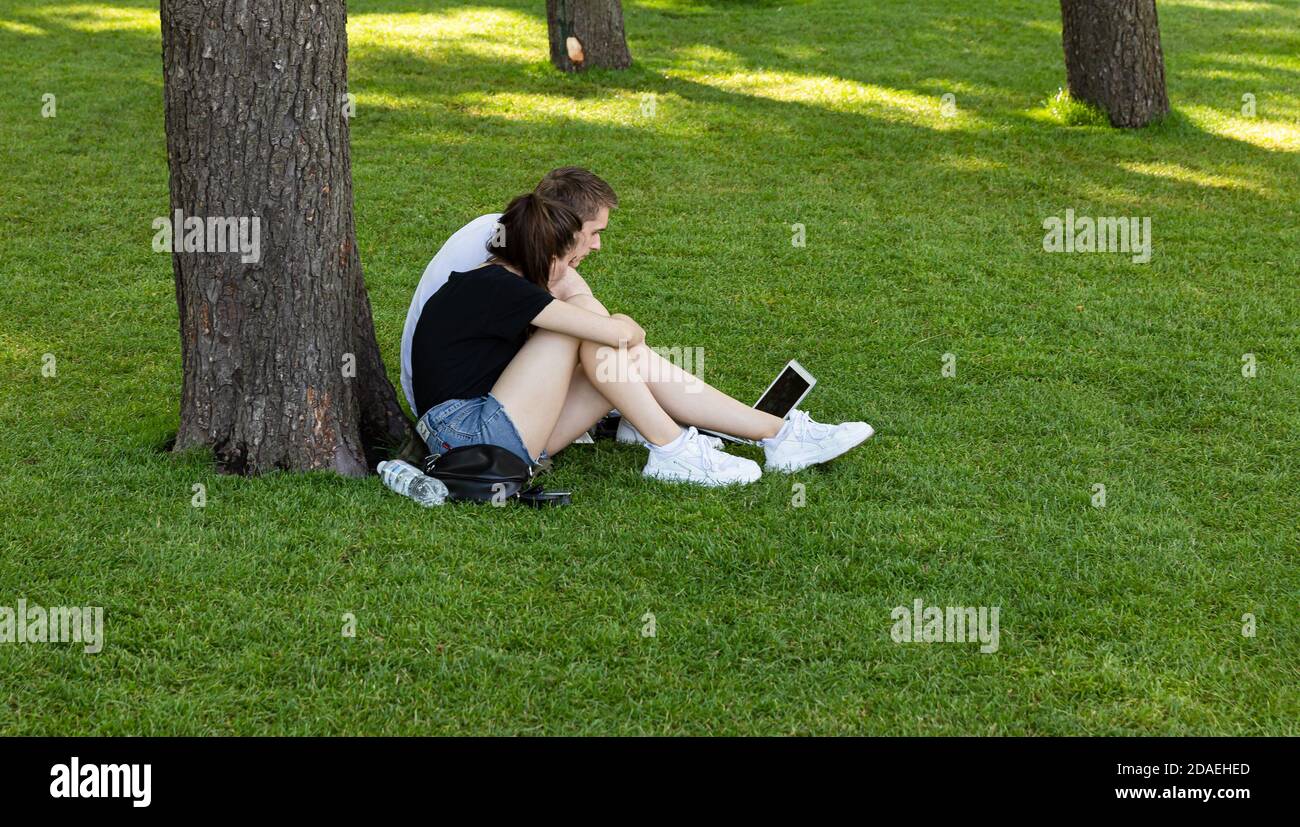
[424,444,570,507]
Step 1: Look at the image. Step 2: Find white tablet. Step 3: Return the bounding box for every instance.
[701,359,816,444]
[754,359,816,417]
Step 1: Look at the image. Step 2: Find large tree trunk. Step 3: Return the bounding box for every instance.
[161,0,413,477]
[1060,0,1169,128]
[546,0,632,72]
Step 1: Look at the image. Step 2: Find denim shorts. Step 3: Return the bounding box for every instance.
[416,393,543,467]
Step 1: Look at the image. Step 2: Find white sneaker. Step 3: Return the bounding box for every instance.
[618,417,724,449]
[762,409,874,472]
[643,427,762,486]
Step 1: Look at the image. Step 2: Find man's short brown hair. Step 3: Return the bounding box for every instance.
[534,167,617,222]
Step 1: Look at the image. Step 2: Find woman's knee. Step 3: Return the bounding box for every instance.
[526,328,582,363]
[530,327,580,347]
[581,341,652,383]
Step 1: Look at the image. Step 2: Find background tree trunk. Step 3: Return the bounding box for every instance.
[1060,0,1169,128]
[161,0,413,477]
[546,0,633,72]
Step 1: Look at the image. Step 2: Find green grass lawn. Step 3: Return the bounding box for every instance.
[1,0,1296,735]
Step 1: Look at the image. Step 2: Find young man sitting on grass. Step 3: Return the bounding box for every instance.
[399,167,873,486]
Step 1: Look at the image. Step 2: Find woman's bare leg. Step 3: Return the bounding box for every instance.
[491,295,681,458]
[544,370,614,456]
[565,291,782,442]
[538,348,780,457]
[635,346,783,441]
[577,339,681,446]
[489,328,582,460]
[563,293,681,447]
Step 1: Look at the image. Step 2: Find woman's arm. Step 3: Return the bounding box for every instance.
[531,298,644,348]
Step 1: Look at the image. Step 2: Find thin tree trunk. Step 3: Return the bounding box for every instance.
[1060,0,1169,128]
[161,0,412,476]
[546,0,633,72]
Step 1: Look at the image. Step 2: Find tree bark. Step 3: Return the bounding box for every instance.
[546,0,633,72]
[1060,0,1169,128]
[161,0,413,477]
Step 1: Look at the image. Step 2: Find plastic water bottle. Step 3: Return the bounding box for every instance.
[377,459,448,507]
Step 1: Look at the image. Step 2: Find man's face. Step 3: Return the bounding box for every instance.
[568,206,609,269]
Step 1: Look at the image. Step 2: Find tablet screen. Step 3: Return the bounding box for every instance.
[755,366,812,417]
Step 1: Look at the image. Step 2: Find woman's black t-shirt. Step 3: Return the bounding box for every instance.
[410,264,555,418]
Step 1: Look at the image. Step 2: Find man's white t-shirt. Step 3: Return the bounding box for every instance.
[400,213,502,414]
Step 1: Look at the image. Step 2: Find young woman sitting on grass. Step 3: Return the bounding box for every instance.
[408,192,873,486]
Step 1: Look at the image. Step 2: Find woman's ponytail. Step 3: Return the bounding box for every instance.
[487,192,583,290]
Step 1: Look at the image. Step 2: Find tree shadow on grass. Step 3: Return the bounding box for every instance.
[7,0,1294,204]
[352,0,1296,203]
[4,0,1295,301]
[342,2,1295,207]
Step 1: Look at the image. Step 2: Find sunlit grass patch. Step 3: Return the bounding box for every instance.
[1161,0,1295,14]
[1180,103,1300,152]
[667,43,747,71]
[1033,88,1109,127]
[936,154,1008,173]
[452,89,700,134]
[26,3,156,33]
[0,18,45,35]
[1195,50,1300,75]
[666,67,982,130]
[350,7,543,62]
[1118,160,1268,194]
